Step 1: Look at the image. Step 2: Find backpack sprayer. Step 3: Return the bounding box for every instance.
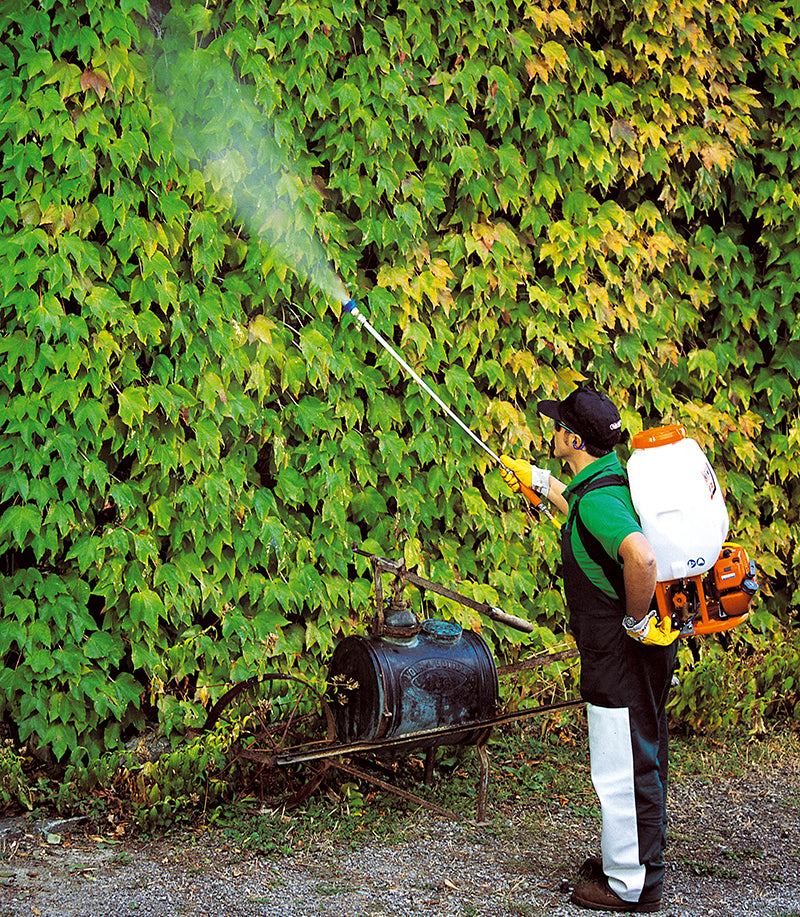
[628,425,758,637]
[341,300,757,638]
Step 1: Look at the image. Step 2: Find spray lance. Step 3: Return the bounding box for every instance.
[340,299,758,641]
[341,298,555,522]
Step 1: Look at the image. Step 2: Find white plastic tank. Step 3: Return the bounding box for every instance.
[627,425,729,582]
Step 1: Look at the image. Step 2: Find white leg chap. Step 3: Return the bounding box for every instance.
[587,703,646,903]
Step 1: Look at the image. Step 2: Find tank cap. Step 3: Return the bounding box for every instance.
[421,619,463,644]
[631,424,687,450]
[384,604,420,632]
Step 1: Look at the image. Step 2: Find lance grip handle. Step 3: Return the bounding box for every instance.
[517,479,543,508]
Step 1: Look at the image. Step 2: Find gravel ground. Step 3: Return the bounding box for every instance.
[1,753,798,917]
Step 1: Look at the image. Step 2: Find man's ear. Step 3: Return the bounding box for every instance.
[572,437,585,451]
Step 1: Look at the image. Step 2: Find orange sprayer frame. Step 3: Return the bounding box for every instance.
[654,543,757,637]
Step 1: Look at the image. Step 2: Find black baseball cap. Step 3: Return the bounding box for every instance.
[538,386,622,452]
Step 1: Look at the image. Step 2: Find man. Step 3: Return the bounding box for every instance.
[499,386,678,914]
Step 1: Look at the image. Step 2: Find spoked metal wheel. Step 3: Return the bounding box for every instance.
[204,673,336,810]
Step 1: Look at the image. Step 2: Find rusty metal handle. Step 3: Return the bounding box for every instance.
[354,548,536,633]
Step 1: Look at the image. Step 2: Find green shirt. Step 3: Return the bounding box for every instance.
[563,452,643,599]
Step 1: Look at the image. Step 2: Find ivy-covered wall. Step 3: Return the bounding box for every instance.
[1,0,798,762]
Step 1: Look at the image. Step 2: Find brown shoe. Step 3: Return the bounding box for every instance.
[576,855,603,882]
[570,877,661,913]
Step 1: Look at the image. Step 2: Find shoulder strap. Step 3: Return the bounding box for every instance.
[569,473,629,602]
[570,471,628,502]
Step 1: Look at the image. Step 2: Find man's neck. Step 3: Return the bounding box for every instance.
[566,451,603,476]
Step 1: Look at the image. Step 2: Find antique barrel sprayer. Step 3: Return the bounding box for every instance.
[203,550,581,821]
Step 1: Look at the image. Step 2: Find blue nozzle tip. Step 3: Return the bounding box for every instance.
[342,299,356,313]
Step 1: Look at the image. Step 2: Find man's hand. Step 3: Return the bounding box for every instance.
[623,609,680,646]
[499,456,551,496]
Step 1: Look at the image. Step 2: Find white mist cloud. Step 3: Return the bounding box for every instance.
[152,32,348,307]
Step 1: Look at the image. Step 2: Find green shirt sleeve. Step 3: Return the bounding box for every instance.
[578,487,642,561]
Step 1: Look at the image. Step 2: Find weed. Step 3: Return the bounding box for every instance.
[315,883,356,895]
[681,859,739,880]
[0,745,32,812]
[722,845,764,862]
[508,905,536,917]
[669,720,800,785]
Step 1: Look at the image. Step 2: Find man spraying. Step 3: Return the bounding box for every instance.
[499,386,678,914]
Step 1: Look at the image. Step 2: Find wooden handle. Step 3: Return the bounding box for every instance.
[485,605,536,633]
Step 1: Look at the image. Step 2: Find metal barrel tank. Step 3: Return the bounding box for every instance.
[328,619,499,747]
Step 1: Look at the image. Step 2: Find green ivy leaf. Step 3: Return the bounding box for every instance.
[0,504,42,547]
[83,630,122,661]
[687,349,719,381]
[129,590,165,631]
[118,388,149,427]
[772,341,800,381]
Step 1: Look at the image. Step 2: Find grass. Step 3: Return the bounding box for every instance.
[314,883,358,895]
[2,708,797,859]
[678,857,740,880]
[109,851,133,866]
[671,715,800,778]
[196,710,590,854]
[203,711,799,856]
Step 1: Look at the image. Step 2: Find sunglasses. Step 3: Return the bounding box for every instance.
[554,420,578,436]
